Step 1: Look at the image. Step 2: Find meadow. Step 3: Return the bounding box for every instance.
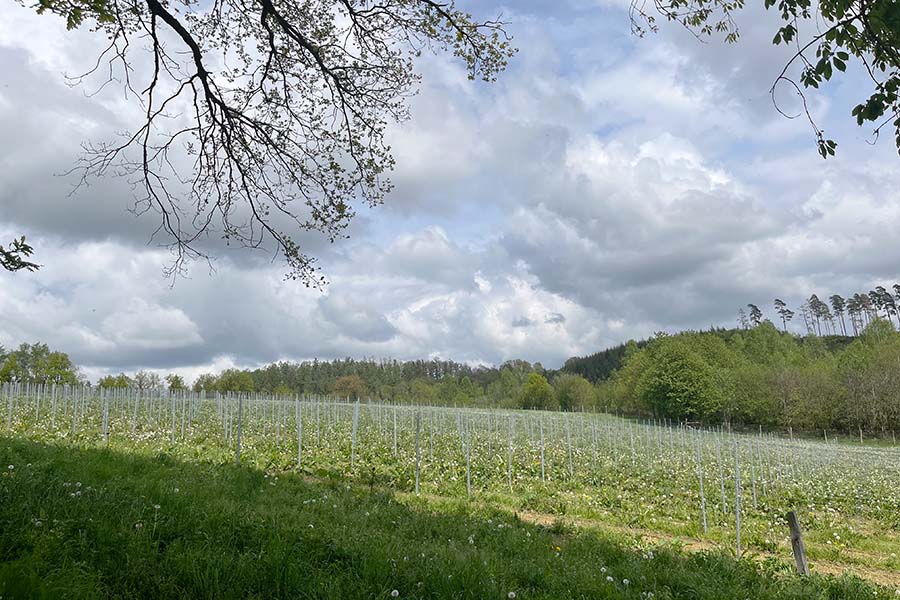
[2,383,900,598]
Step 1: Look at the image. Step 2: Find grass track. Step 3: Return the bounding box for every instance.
[0,437,891,599]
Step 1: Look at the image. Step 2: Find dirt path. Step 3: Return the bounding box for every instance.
[514,510,900,589]
[306,476,900,589]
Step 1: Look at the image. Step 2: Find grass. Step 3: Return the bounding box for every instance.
[0,436,892,599]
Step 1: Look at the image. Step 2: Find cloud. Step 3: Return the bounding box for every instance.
[2,0,900,382]
[100,299,204,351]
[316,294,399,344]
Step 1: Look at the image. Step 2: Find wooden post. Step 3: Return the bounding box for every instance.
[786,511,810,576]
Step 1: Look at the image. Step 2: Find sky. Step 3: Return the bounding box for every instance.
[2,0,900,383]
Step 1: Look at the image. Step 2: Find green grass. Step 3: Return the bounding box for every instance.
[0,437,890,599]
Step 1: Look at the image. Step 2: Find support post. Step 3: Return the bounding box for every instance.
[786,511,810,576]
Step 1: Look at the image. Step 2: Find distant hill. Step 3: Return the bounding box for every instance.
[560,341,646,382]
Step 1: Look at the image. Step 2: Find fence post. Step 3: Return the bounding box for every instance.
[415,411,421,495]
[235,394,243,466]
[733,440,742,559]
[296,396,303,470]
[350,400,360,470]
[786,511,810,576]
[696,435,708,535]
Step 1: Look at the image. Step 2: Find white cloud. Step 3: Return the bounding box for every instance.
[2,0,899,381]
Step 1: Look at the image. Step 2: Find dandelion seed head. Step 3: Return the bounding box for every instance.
[508,592,516,599]
[391,590,399,597]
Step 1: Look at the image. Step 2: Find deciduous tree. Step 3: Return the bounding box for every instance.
[15,0,514,280]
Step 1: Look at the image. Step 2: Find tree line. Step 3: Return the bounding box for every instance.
[743,283,900,336]
[0,343,80,385]
[599,319,900,437]
[0,347,602,413]
[8,307,900,436]
[184,358,600,412]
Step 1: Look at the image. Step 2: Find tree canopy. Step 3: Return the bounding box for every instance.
[631,0,900,158]
[0,343,80,384]
[599,319,900,435]
[8,0,515,279]
[0,237,39,272]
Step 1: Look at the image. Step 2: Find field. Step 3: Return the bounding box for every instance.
[2,384,900,598]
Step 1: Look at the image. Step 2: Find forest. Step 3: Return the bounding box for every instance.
[599,320,900,436]
[4,291,900,436]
